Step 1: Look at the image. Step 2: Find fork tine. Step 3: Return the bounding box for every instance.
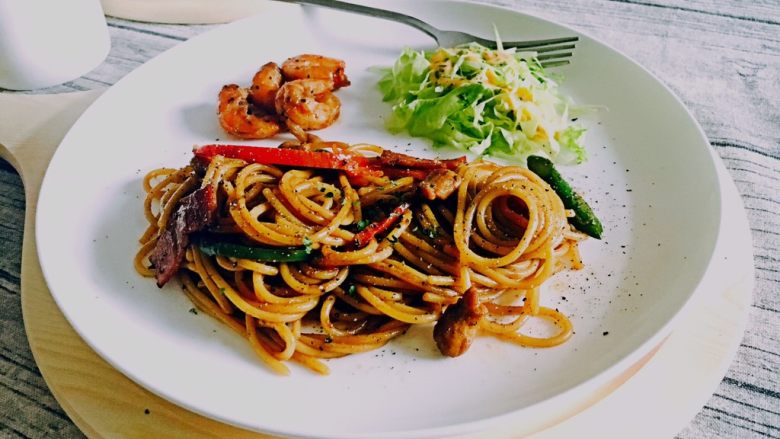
[498,36,578,68]
[523,43,576,54]
[540,59,571,68]
[501,36,579,49]
[537,50,574,68]
[536,52,574,62]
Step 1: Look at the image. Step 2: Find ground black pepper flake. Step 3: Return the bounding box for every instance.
[603,331,609,336]
[144,408,150,415]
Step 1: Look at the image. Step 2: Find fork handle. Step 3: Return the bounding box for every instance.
[271,0,439,41]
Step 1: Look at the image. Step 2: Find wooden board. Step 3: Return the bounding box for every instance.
[0,89,753,438]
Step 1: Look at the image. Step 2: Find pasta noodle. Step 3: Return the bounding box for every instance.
[135,140,588,375]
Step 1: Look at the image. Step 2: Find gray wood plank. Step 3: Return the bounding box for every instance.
[0,162,86,439]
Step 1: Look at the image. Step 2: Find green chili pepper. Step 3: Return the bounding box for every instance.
[195,235,313,262]
[527,155,603,239]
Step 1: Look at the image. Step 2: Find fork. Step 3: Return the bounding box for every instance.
[271,0,577,68]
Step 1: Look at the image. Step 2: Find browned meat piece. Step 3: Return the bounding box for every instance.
[379,150,466,171]
[433,289,485,357]
[420,169,462,201]
[149,184,218,287]
[190,157,209,177]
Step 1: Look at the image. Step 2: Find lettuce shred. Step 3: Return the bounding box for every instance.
[377,44,591,165]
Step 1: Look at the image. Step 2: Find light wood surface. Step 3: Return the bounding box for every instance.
[0,91,261,439]
[0,1,777,438]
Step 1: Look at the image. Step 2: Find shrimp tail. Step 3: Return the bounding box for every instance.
[218,84,283,140]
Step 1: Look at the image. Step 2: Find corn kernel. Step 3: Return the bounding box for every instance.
[517,87,533,101]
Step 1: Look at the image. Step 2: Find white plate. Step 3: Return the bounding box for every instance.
[36,1,721,438]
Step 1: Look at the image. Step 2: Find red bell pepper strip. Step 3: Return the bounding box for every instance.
[193,144,383,182]
[193,145,467,185]
[353,203,410,248]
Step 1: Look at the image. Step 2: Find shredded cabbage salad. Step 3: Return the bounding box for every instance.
[377,43,591,165]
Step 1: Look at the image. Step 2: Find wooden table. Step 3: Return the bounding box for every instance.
[0,1,777,437]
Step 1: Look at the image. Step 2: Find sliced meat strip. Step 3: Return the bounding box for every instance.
[150,184,218,287]
[379,150,466,171]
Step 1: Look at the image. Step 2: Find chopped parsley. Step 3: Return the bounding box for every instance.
[303,236,314,254]
[355,219,370,231]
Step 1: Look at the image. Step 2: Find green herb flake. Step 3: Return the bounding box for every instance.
[303,236,314,254]
[356,219,370,231]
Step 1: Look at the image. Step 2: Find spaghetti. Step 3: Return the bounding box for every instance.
[135,137,588,375]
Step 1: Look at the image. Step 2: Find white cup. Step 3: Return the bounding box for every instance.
[0,0,110,90]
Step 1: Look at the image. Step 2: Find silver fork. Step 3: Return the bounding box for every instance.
[272,0,577,68]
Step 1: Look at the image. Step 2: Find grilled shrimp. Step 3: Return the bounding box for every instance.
[281,54,350,89]
[249,62,282,111]
[274,79,341,131]
[218,84,282,139]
